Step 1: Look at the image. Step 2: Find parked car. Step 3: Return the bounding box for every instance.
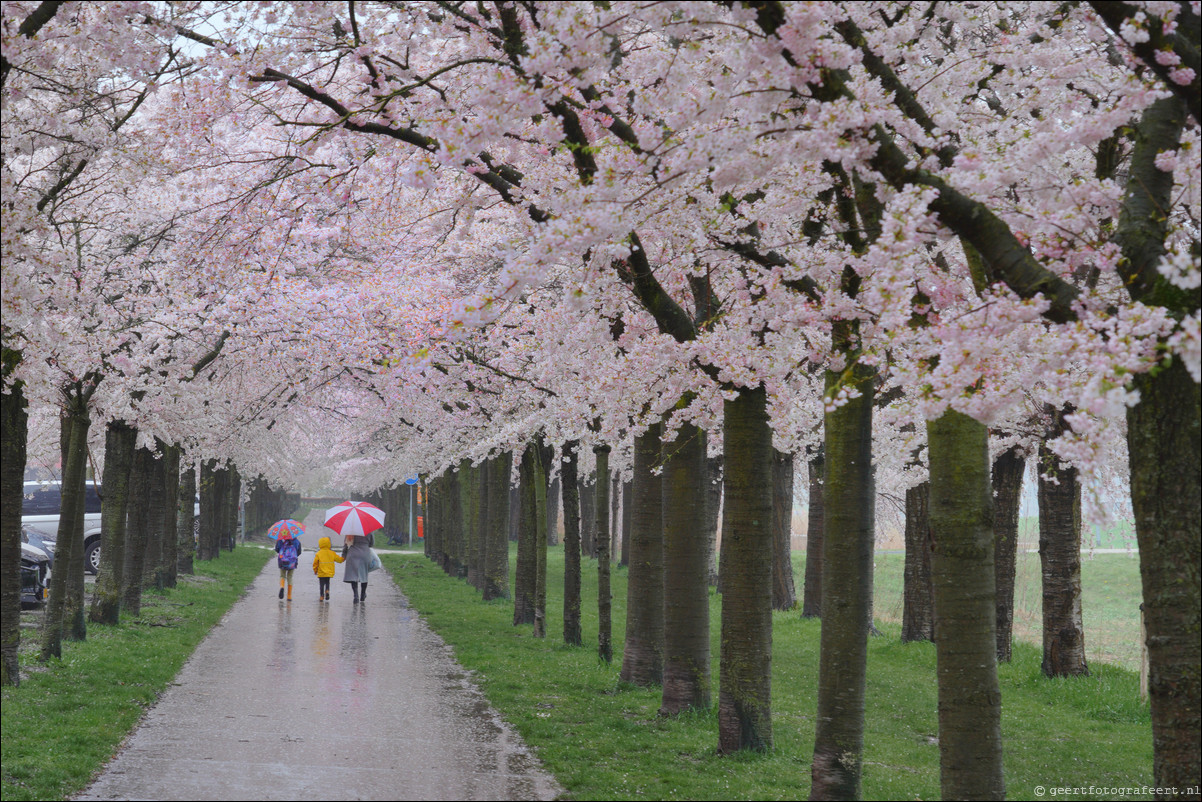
[20,539,50,608]
[21,480,102,573]
[21,526,55,570]
[20,480,200,575]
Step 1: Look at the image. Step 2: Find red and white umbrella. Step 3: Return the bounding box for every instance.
[323,501,386,538]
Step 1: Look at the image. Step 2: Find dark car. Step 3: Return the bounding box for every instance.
[20,539,50,608]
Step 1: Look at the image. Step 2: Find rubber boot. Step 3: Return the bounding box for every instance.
[279,578,285,599]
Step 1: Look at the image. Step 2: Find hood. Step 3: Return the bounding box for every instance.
[318,536,332,549]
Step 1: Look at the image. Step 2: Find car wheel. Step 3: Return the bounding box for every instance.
[85,540,101,575]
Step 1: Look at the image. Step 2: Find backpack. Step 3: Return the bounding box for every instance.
[277,537,301,570]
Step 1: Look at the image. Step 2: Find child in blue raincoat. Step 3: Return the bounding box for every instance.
[275,532,302,601]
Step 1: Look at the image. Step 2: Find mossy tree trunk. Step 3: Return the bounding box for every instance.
[772,449,796,611]
[661,421,710,712]
[142,447,167,591]
[89,421,135,625]
[561,441,582,645]
[901,481,933,643]
[0,346,27,685]
[928,410,1004,800]
[463,461,483,589]
[482,452,512,601]
[802,447,824,618]
[811,355,874,797]
[594,444,612,662]
[718,385,774,754]
[992,446,1025,662]
[621,423,664,686]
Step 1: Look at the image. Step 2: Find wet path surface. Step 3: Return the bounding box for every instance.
[76,528,563,801]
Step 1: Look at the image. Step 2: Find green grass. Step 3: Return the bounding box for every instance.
[872,549,1144,670]
[1,548,271,802]
[385,546,1152,801]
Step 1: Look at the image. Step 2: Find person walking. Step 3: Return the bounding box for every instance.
[342,532,373,603]
[312,536,344,602]
[273,526,303,601]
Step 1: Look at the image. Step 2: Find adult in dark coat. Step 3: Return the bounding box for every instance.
[342,532,374,603]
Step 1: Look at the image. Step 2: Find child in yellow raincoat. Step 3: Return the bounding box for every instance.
[312,536,344,602]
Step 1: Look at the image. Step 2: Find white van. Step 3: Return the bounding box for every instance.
[21,480,104,573]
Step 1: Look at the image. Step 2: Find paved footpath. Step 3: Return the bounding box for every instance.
[76,546,563,801]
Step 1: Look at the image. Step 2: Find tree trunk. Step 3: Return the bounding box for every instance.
[514,446,538,626]
[61,395,90,643]
[621,479,633,568]
[225,466,240,549]
[197,460,221,561]
[579,471,596,559]
[901,481,933,643]
[534,442,549,638]
[610,469,620,564]
[621,423,664,686]
[661,420,711,713]
[928,410,1004,801]
[802,448,824,618]
[810,360,874,795]
[547,475,560,546]
[772,449,797,611]
[718,385,776,755]
[89,421,135,625]
[465,462,483,589]
[161,444,180,588]
[122,446,153,617]
[482,452,512,601]
[176,461,196,576]
[0,347,27,685]
[594,444,612,663]
[992,447,1025,662]
[561,441,582,646]
[1038,409,1089,678]
[705,456,722,586]
[142,447,167,591]
[1128,358,1201,797]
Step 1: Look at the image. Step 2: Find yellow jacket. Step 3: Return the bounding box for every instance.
[312,536,344,578]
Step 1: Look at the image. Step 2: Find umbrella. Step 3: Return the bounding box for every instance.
[323,501,386,538]
[267,519,305,541]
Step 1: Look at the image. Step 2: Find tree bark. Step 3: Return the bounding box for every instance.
[161,444,180,588]
[0,347,27,685]
[175,461,196,576]
[534,442,549,638]
[621,423,664,686]
[579,470,596,559]
[594,444,613,663]
[1038,409,1089,678]
[621,478,633,568]
[718,385,775,754]
[661,421,710,713]
[122,445,153,617]
[61,395,90,643]
[482,452,512,601]
[89,421,135,624]
[928,410,1004,801]
[811,359,874,796]
[992,447,1025,662]
[704,456,721,585]
[772,449,797,610]
[802,448,824,618]
[901,481,933,643]
[561,441,582,645]
[142,446,167,591]
[546,475,560,546]
[197,459,220,561]
[514,446,538,626]
[464,461,483,589]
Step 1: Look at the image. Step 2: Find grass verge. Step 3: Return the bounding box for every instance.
[385,547,1151,801]
[1,548,271,802]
